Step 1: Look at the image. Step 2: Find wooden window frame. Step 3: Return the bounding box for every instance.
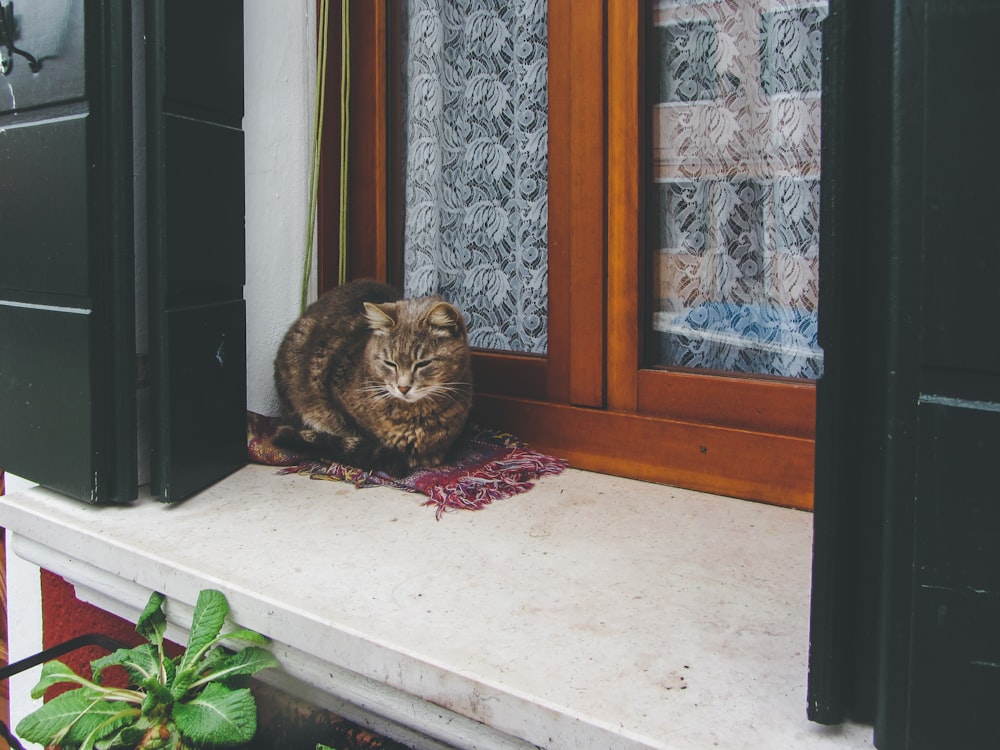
[318,0,815,509]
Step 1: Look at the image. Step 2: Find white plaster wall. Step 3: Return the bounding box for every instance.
[6,3,316,737]
[245,0,318,417]
[5,475,41,745]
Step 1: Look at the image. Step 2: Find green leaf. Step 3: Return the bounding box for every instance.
[180,590,229,674]
[16,687,97,743]
[170,668,197,701]
[78,706,142,750]
[161,654,178,690]
[217,627,270,646]
[103,724,148,749]
[102,718,177,750]
[193,644,233,677]
[173,683,257,747]
[29,660,94,699]
[16,688,130,746]
[92,644,160,687]
[136,591,168,647]
[190,647,279,689]
[139,676,176,715]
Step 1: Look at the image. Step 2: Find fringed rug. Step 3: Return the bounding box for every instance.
[247,412,567,518]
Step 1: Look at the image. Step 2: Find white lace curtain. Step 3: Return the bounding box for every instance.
[401,0,548,354]
[651,0,827,378]
[400,0,823,374]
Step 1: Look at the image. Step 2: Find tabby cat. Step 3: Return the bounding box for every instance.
[273,280,473,476]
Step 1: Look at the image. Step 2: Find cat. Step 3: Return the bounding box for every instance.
[273,280,473,477]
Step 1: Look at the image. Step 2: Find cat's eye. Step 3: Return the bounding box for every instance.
[414,359,433,370]
[383,359,397,370]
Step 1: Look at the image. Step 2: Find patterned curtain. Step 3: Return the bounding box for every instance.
[401,0,549,354]
[650,0,827,378]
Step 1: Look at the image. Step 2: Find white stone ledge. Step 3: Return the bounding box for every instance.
[11,535,515,750]
[0,464,872,750]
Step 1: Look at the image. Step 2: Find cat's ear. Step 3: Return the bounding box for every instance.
[428,302,465,337]
[364,302,397,336]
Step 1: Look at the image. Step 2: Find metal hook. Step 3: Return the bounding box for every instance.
[0,1,41,76]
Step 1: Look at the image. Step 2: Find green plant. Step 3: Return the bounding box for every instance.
[16,589,279,750]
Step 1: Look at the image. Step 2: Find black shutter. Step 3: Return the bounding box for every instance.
[904,3,1000,746]
[145,0,246,503]
[1,1,247,506]
[810,1,1000,747]
[0,0,135,503]
[808,1,896,726]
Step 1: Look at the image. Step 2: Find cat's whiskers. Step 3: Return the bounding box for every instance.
[359,382,394,404]
[426,382,472,408]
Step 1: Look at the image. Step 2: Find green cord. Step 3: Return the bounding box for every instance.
[339,0,350,287]
[301,0,332,312]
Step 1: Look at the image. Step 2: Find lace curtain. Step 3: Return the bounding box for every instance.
[650,0,827,378]
[401,0,549,354]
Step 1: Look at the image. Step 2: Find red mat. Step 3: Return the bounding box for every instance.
[248,412,567,518]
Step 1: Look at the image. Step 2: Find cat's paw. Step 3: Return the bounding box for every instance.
[271,424,309,451]
[414,451,446,469]
[273,426,344,461]
[372,449,413,478]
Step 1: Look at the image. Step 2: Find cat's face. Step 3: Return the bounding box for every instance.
[362,298,471,404]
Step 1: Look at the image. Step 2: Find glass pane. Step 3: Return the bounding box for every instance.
[400,0,549,354]
[648,0,826,379]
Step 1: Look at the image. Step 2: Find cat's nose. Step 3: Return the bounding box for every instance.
[398,385,411,395]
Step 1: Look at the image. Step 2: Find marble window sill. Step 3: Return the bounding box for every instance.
[0,464,870,750]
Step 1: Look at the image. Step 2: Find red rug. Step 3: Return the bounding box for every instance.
[247,412,567,518]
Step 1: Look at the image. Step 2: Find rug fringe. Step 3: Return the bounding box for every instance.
[260,418,569,518]
[421,447,567,518]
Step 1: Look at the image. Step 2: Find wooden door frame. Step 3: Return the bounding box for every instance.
[317,0,816,510]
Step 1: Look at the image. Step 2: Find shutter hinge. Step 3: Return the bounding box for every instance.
[0,2,42,75]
